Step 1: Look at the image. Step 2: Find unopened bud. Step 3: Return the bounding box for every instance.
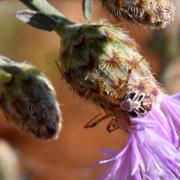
[58,21,160,117]
[0,56,62,140]
[102,0,175,29]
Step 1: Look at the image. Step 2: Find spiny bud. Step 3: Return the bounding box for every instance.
[102,0,175,29]
[57,21,160,131]
[0,56,62,140]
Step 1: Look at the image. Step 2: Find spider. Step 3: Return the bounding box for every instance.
[120,91,152,118]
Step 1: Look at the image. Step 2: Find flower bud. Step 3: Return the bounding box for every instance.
[102,0,175,29]
[0,56,62,140]
[58,21,159,116]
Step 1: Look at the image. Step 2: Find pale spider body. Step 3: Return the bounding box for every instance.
[121,91,152,117]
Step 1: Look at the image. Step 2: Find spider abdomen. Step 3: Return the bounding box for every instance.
[120,92,152,117]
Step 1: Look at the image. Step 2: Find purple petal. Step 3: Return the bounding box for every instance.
[98,93,180,179]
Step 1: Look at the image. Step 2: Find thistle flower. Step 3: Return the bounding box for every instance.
[102,0,175,29]
[16,0,180,178]
[0,56,62,139]
[98,95,180,179]
[57,23,179,179]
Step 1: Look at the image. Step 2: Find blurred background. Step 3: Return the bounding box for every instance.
[0,0,179,179]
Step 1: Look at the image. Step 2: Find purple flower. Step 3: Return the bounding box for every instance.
[98,93,180,179]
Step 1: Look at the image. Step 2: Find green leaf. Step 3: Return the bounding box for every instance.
[82,0,93,20]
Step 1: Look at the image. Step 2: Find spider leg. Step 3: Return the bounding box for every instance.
[107,112,132,132]
[107,117,121,132]
[55,59,61,72]
[84,113,111,128]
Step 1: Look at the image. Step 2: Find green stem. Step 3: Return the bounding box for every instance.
[19,0,74,34]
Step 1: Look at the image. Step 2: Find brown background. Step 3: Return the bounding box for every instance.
[0,0,178,179]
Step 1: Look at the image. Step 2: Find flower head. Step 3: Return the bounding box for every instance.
[56,21,180,179]
[0,56,62,139]
[102,0,175,29]
[98,93,180,179]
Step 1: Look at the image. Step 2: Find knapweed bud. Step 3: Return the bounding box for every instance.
[57,22,180,179]
[102,0,175,29]
[58,21,159,126]
[0,56,62,140]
